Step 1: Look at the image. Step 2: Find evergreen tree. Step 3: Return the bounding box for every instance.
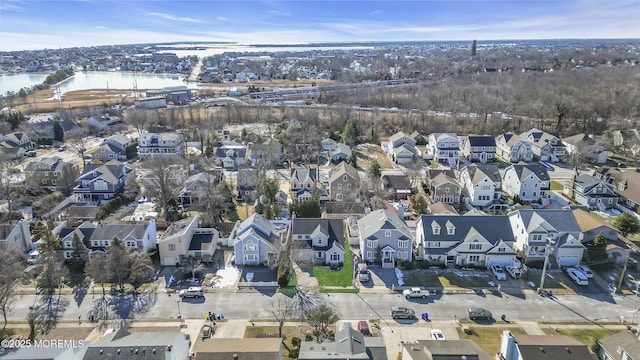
[587,231,608,263]
[52,119,64,142]
[614,212,640,237]
[471,39,477,57]
[341,119,357,146]
[69,232,89,269]
[106,237,131,292]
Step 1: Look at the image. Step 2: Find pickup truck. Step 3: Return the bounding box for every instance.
[402,287,429,299]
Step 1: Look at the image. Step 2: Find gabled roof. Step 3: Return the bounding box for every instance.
[236,213,276,242]
[598,331,640,360]
[83,328,187,360]
[465,135,497,147]
[79,160,132,183]
[572,208,617,233]
[382,174,411,189]
[562,133,596,146]
[329,143,351,157]
[419,214,515,244]
[513,334,594,360]
[358,209,412,240]
[389,131,415,145]
[290,167,317,184]
[427,202,459,215]
[292,218,345,251]
[329,162,359,183]
[594,167,640,204]
[431,172,460,187]
[195,338,283,360]
[512,209,581,234]
[464,163,501,184]
[25,156,75,172]
[506,163,550,182]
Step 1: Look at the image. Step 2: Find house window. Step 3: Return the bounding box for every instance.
[532,234,544,241]
[51,180,57,185]
[91,241,99,247]
[337,194,343,201]
[447,226,455,235]
[64,241,71,248]
[608,199,613,204]
[94,180,108,191]
[367,240,378,249]
[385,230,391,237]
[41,179,47,184]
[498,248,505,253]
[343,175,347,181]
[331,253,340,261]
[244,240,256,251]
[64,252,72,259]
[168,244,176,251]
[366,251,373,259]
[469,255,480,262]
[338,184,342,190]
[317,238,323,245]
[432,225,440,235]
[398,240,409,248]
[244,254,257,262]
[469,243,482,250]
[347,183,352,190]
[316,252,323,258]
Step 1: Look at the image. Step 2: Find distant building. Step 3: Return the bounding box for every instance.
[137,132,185,159]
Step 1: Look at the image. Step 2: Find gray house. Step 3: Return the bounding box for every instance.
[92,134,132,162]
[358,209,413,268]
[73,160,133,205]
[298,323,387,360]
[231,213,281,266]
[291,218,345,265]
[566,174,618,210]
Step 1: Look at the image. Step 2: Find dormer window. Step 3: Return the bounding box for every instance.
[447,226,455,235]
[431,221,440,235]
[385,230,391,237]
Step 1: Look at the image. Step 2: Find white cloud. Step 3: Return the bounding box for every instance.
[146,12,205,23]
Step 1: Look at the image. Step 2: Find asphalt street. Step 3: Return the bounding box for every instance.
[9,289,638,325]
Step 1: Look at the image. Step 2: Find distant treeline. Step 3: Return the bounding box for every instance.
[44,68,74,85]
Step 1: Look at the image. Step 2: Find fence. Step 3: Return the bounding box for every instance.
[237,281,279,288]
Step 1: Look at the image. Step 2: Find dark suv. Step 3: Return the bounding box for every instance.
[468,308,492,320]
[391,306,416,319]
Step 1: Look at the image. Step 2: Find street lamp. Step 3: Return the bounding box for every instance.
[629,274,639,323]
[175,298,183,326]
[539,237,556,294]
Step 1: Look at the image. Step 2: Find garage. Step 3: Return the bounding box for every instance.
[557,255,580,268]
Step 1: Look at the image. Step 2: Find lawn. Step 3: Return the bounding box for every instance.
[313,246,353,287]
[541,327,620,350]
[403,268,491,289]
[244,325,311,359]
[457,326,527,355]
[550,181,565,191]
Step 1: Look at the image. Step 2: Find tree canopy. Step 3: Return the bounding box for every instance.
[614,212,639,237]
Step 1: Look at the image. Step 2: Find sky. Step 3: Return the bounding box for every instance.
[0,0,639,51]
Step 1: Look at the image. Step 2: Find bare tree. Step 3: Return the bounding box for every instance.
[266,297,299,338]
[141,155,185,219]
[0,246,25,339]
[85,253,110,297]
[305,304,340,341]
[106,237,131,293]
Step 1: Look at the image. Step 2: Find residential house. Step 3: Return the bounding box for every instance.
[459,163,502,208]
[402,340,492,360]
[593,167,640,212]
[298,323,387,360]
[214,144,247,170]
[358,209,413,268]
[328,143,351,162]
[290,167,317,200]
[58,327,190,360]
[59,220,157,258]
[381,174,412,200]
[428,133,460,167]
[426,169,461,205]
[0,142,26,160]
[321,138,338,152]
[92,134,132,162]
[329,162,360,202]
[416,214,518,268]
[178,170,224,209]
[24,156,80,195]
[520,128,566,162]
[73,160,133,205]
[426,202,459,215]
[86,114,122,133]
[195,338,283,360]
[565,174,618,210]
[460,135,497,163]
[157,216,219,266]
[291,217,345,265]
[410,131,427,145]
[137,132,185,160]
[230,213,281,266]
[249,138,282,167]
[235,168,259,204]
[386,131,418,164]
[496,133,534,163]
[508,209,584,267]
[563,133,607,164]
[597,330,640,360]
[499,331,596,360]
[1,132,33,151]
[502,163,550,204]
[0,220,32,252]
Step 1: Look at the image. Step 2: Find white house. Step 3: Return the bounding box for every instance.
[495,133,534,163]
[459,163,502,208]
[502,163,550,204]
[157,216,220,266]
[0,220,32,252]
[137,132,185,159]
[428,133,460,168]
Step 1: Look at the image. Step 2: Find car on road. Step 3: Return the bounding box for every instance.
[402,287,429,299]
[565,267,589,286]
[506,266,522,279]
[468,308,493,320]
[574,265,593,278]
[430,329,445,340]
[391,306,415,319]
[491,264,507,280]
[179,286,204,298]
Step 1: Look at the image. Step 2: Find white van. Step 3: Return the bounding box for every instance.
[27,249,39,265]
[179,286,204,298]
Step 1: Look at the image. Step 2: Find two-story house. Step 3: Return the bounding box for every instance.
[291,217,345,265]
[520,128,566,163]
[0,220,32,252]
[158,216,220,266]
[328,162,360,202]
[459,163,502,208]
[562,133,607,165]
[178,170,225,210]
[508,209,584,267]
[92,134,132,162]
[502,163,550,204]
[235,169,259,204]
[565,174,619,211]
[386,131,418,164]
[59,220,157,259]
[290,167,317,200]
[593,167,640,213]
[214,144,247,170]
[426,169,461,205]
[230,213,281,266]
[428,133,460,168]
[495,133,534,163]
[73,160,133,205]
[416,214,518,268]
[137,132,185,160]
[0,132,31,160]
[358,209,413,268]
[249,138,282,167]
[382,174,412,200]
[24,156,80,195]
[460,135,496,163]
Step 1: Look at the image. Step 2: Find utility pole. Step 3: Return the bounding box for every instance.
[618,245,632,294]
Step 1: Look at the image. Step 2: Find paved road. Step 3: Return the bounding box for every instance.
[9,289,639,325]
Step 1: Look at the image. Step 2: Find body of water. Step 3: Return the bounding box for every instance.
[155,44,374,57]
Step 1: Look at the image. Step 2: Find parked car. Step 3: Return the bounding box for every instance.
[468,308,493,320]
[565,267,589,286]
[430,329,445,340]
[358,320,371,336]
[357,263,371,282]
[391,306,415,319]
[491,264,507,281]
[506,266,522,279]
[574,265,593,278]
[179,286,204,298]
[402,287,429,299]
